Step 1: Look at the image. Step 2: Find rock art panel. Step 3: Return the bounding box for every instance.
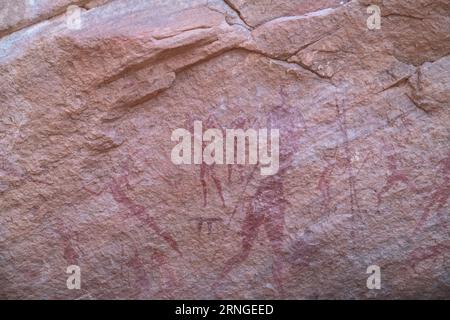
[0,0,449,299]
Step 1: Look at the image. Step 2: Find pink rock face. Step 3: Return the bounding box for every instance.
[0,0,449,299]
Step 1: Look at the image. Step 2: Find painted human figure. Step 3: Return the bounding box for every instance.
[227,114,256,183]
[58,225,83,265]
[200,114,227,207]
[185,114,226,207]
[408,242,449,273]
[414,151,450,233]
[219,88,304,296]
[125,247,149,297]
[83,159,180,255]
[377,138,416,207]
[151,248,179,298]
[317,148,342,212]
[190,217,223,235]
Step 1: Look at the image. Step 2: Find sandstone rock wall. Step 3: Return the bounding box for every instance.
[0,0,449,299]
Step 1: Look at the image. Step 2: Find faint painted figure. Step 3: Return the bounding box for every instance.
[219,89,304,297]
[414,151,450,233]
[83,159,180,255]
[190,217,223,235]
[377,138,416,207]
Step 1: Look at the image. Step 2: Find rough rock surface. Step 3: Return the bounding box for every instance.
[0,0,449,299]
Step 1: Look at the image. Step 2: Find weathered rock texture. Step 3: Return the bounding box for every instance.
[0,0,449,299]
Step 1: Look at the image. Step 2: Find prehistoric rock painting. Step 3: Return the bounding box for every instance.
[218,88,305,297]
[150,248,179,298]
[200,162,226,208]
[57,225,83,265]
[124,247,150,297]
[220,176,288,295]
[408,242,449,273]
[316,147,354,214]
[1,0,449,299]
[414,152,450,233]
[376,138,417,208]
[83,159,180,255]
[185,114,227,207]
[123,243,179,298]
[335,99,359,219]
[227,114,257,183]
[190,217,223,235]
